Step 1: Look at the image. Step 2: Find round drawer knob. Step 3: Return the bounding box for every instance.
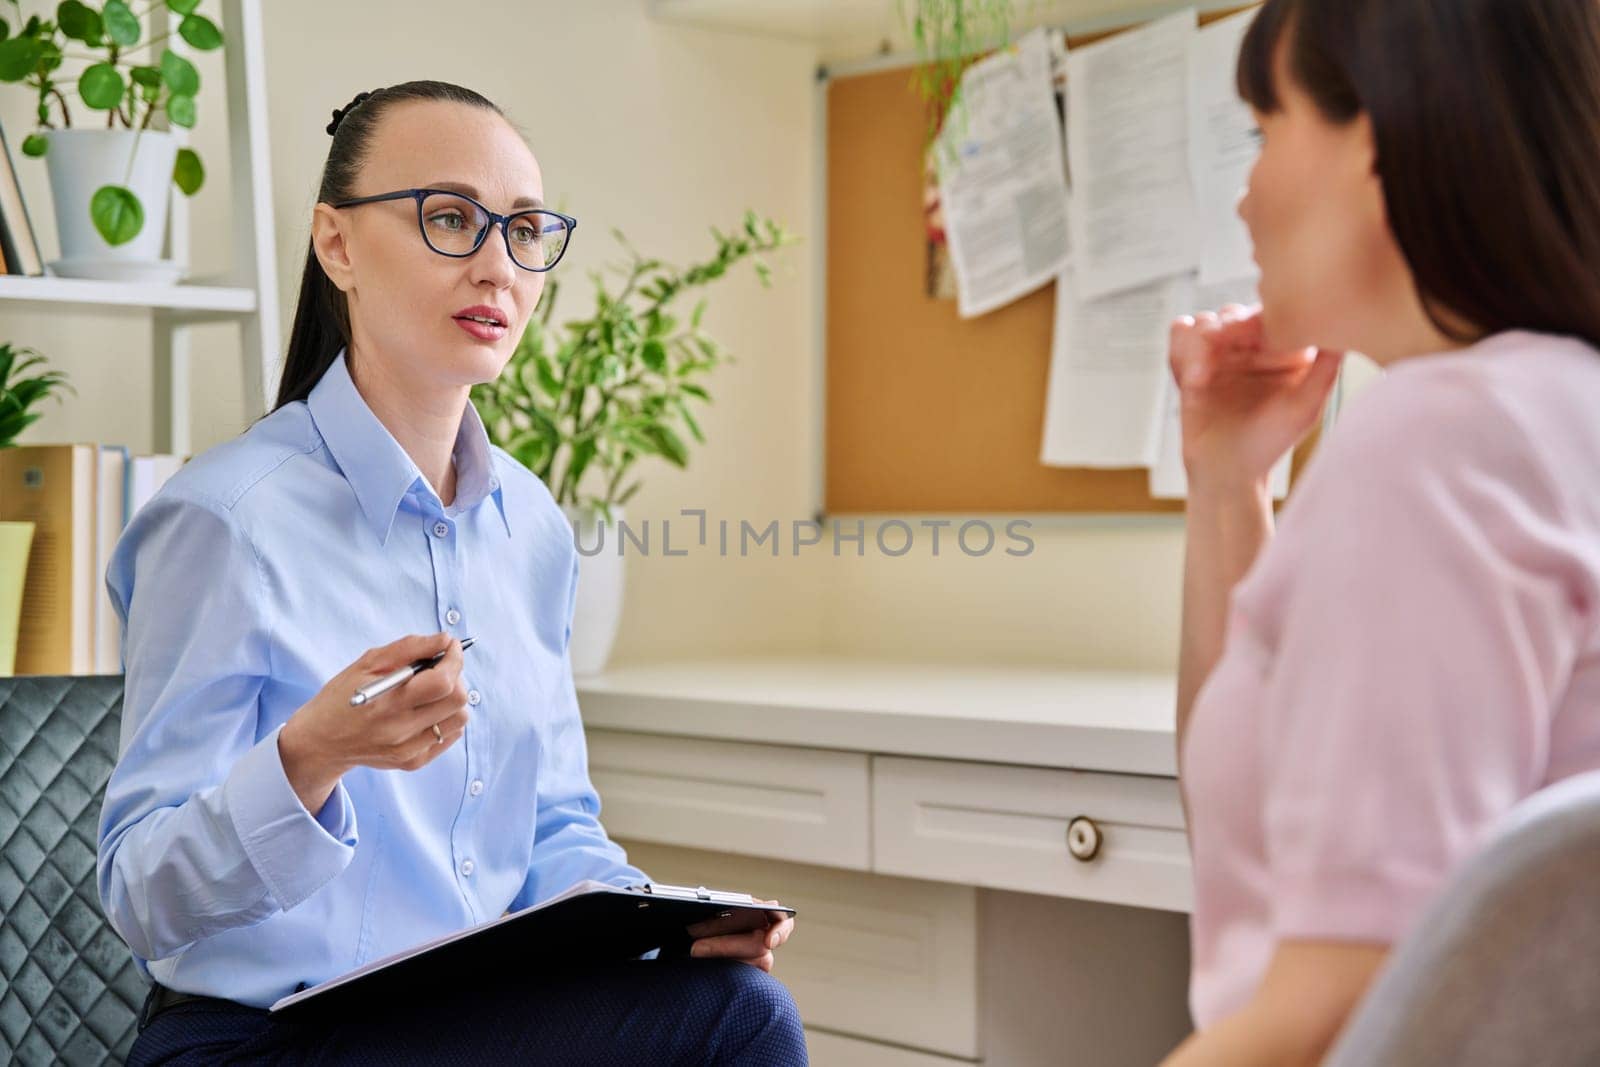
[1067,816,1103,862]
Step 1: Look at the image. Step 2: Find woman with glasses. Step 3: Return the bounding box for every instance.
[1162,0,1600,1062]
[98,81,804,1065]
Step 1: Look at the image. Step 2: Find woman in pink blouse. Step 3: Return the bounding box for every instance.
[1161,1,1600,1063]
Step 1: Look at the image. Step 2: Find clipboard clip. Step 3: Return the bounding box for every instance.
[637,881,715,901]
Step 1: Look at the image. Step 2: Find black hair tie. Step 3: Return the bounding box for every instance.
[326,90,375,137]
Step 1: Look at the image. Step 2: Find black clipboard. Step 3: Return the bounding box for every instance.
[268,880,795,1021]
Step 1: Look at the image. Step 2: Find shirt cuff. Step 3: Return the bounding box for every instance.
[1271,865,1429,945]
[223,724,358,912]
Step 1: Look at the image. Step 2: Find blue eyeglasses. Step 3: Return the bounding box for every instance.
[329,188,576,272]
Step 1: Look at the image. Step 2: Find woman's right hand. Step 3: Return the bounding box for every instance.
[278,632,470,816]
[1169,305,1344,495]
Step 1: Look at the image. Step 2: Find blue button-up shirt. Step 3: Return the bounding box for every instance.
[97,348,646,1008]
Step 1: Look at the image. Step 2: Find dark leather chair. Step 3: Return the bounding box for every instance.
[0,675,145,1064]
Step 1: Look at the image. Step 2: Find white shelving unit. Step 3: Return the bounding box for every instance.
[0,0,280,457]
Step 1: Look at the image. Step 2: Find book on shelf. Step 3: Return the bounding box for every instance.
[0,444,188,676]
[0,444,97,674]
[94,445,128,674]
[0,117,44,277]
[128,454,188,520]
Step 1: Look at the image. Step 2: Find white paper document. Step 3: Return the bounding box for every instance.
[1041,270,1196,468]
[1066,8,1199,301]
[938,27,1073,318]
[1189,9,1262,286]
[1147,278,1292,500]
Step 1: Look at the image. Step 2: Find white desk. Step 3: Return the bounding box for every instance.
[577,658,1195,1065]
[578,657,1180,775]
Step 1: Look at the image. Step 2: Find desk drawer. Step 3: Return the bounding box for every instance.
[872,756,1192,912]
[587,730,871,869]
[623,842,980,1060]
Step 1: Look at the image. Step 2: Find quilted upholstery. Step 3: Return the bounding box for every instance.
[0,675,144,1065]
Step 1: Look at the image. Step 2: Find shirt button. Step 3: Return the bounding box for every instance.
[467,689,482,706]
[446,608,462,626]
[460,859,474,877]
[433,521,449,538]
[469,779,484,796]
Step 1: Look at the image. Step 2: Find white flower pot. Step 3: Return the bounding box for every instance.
[562,505,625,677]
[42,128,180,276]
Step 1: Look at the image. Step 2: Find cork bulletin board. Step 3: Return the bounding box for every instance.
[822,5,1314,514]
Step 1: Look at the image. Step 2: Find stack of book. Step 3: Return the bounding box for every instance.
[0,118,44,276]
[0,445,187,675]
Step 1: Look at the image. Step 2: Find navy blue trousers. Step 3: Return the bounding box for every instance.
[127,958,808,1065]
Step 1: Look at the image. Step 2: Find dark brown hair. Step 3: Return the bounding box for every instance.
[1236,0,1600,350]
[273,81,508,410]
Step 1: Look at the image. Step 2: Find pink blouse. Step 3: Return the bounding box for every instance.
[1183,329,1600,1028]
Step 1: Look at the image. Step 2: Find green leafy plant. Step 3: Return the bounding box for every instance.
[0,342,72,449]
[901,0,1016,164]
[0,0,222,245]
[471,211,796,521]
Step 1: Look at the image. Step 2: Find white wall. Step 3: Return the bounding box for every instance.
[4,0,1380,672]
[4,0,827,662]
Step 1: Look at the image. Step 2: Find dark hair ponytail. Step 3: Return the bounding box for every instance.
[1236,0,1600,351]
[273,80,508,410]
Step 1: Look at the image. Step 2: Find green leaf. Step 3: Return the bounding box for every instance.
[21,133,47,157]
[680,383,710,401]
[56,1,102,44]
[166,92,197,128]
[675,398,704,443]
[691,299,707,329]
[533,353,561,398]
[130,64,161,89]
[641,424,688,467]
[567,436,597,489]
[168,0,201,13]
[178,13,222,50]
[102,0,140,46]
[160,48,199,95]
[616,481,643,506]
[509,437,550,472]
[639,339,667,374]
[0,18,8,44]
[507,429,554,471]
[0,36,44,82]
[173,147,203,195]
[78,62,123,109]
[90,184,143,245]
[38,38,63,76]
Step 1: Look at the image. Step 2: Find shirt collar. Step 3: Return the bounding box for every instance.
[306,347,511,544]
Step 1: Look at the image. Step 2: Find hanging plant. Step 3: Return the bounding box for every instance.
[900,0,1016,155]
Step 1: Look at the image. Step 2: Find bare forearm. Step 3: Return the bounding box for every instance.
[1160,1006,1320,1067]
[277,716,346,817]
[1177,480,1275,763]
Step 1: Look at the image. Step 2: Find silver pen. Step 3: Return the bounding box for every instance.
[349,636,475,706]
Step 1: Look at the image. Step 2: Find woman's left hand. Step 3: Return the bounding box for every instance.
[686,901,795,972]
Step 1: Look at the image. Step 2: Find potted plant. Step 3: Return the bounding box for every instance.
[471,210,795,675]
[0,0,223,280]
[0,341,71,676]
